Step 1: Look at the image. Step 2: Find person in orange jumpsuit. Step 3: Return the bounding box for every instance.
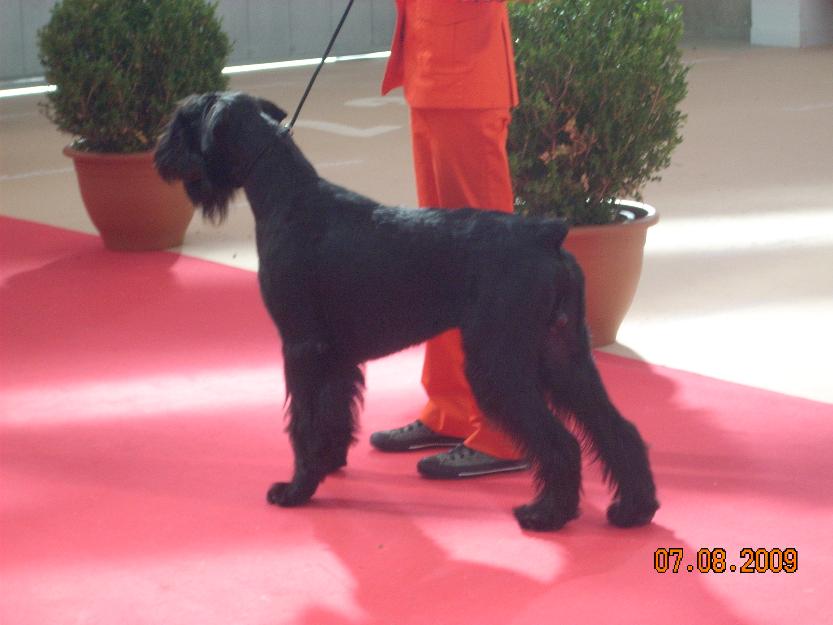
[370,0,530,478]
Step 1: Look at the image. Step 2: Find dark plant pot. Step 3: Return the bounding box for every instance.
[563,200,658,347]
[64,146,194,251]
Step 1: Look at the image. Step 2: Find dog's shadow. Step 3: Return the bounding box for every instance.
[1,235,274,392]
[285,356,757,625]
[295,492,754,625]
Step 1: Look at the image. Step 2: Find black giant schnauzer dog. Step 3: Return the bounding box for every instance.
[154,91,658,531]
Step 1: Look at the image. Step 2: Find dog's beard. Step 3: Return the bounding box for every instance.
[184,176,235,224]
[156,149,235,224]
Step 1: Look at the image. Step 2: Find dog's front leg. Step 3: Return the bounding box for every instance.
[267,343,327,507]
[267,410,326,507]
[266,458,324,507]
[267,343,364,508]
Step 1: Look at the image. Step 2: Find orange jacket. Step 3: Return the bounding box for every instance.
[381,0,519,109]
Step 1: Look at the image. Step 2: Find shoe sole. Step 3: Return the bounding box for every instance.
[420,462,532,479]
[406,441,463,450]
[371,439,463,452]
[458,463,531,477]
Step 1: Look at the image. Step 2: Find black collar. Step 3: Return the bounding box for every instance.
[238,124,291,184]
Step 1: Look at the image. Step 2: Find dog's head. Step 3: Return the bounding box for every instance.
[154,92,288,222]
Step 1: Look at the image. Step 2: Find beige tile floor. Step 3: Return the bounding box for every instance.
[2,43,832,403]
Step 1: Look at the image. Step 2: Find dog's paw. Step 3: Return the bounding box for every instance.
[266,481,315,507]
[513,502,578,532]
[606,495,659,528]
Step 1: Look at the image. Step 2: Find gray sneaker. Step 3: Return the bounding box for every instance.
[370,420,464,452]
[417,444,531,479]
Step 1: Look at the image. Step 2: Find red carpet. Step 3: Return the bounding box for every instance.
[2,216,832,625]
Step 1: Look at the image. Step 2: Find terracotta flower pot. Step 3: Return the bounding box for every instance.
[562,200,658,347]
[64,146,194,251]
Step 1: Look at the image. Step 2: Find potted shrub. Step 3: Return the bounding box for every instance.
[508,0,688,345]
[37,0,231,251]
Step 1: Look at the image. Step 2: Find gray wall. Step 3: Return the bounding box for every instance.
[1,0,756,84]
[0,0,396,83]
[751,0,833,47]
[0,0,52,82]
[215,0,395,66]
[676,0,752,41]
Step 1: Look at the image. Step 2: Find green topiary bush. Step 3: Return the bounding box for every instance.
[508,0,688,225]
[38,0,231,153]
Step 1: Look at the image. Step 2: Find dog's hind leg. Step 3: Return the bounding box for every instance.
[267,343,364,508]
[543,268,658,527]
[460,317,582,531]
[466,358,582,531]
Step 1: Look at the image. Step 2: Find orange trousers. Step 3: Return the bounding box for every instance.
[410,107,523,460]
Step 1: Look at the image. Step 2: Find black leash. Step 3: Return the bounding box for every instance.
[286,0,356,132]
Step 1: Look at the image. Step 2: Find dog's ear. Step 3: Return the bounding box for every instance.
[155,95,208,184]
[257,98,288,124]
